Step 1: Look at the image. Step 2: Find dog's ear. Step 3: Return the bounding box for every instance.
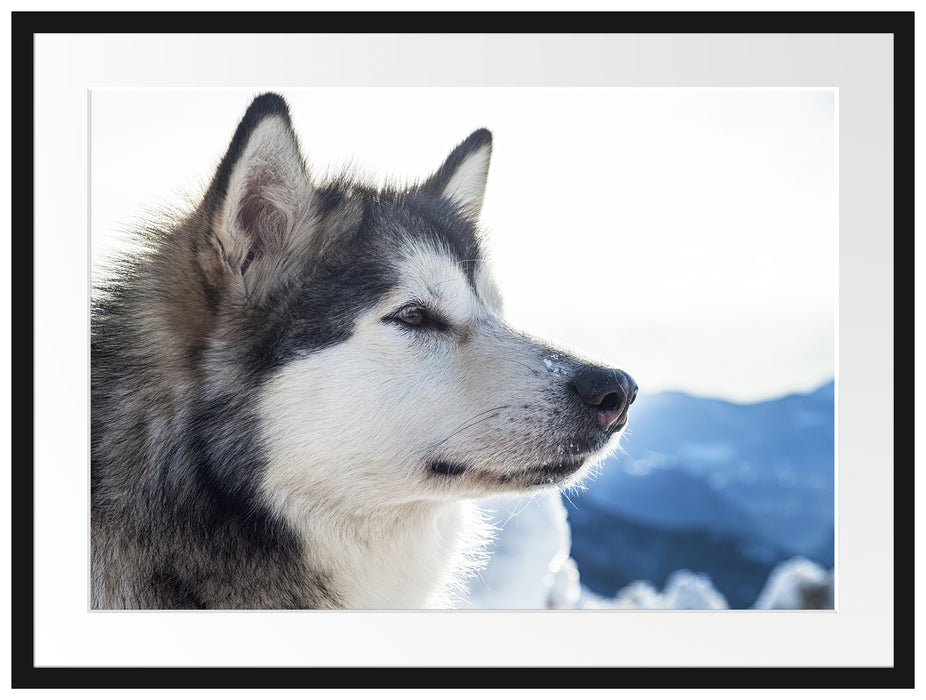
[201,93,311,289]
[423,129,492,220]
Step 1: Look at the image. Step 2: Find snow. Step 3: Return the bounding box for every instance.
[577,571,729,610]
[460,492,579,609]
[751,557,834,610]
[615,571,730,610]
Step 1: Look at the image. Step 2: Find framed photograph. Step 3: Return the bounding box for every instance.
[13,9,912,690]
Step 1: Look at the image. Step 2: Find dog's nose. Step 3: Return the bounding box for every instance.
[570,366,638,430]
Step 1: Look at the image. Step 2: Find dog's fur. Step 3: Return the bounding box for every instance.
[91,93,636,609]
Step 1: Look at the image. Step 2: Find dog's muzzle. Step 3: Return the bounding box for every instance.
[569,366,638,431]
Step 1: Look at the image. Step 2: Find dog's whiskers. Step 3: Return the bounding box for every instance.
[432,405,509,448]
[560,489,579,511]
[509,359,540,375]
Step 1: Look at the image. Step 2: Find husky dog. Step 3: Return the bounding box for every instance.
[91,93,637,609]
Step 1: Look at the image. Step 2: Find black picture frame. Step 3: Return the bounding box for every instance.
[12,9,914,690]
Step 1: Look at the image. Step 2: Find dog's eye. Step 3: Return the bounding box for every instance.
[398,306,426,326]
[386,304,450,332]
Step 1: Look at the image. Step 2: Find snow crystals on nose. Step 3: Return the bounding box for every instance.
[543,353,567,376]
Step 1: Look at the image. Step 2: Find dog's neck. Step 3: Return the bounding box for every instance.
[279,497,489,609]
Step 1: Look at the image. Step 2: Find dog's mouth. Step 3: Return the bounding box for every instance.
[429,455,588,487]
[430,461,470,477]
[514,458,588,486]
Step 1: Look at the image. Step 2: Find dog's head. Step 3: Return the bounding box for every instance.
[184,94,636,507]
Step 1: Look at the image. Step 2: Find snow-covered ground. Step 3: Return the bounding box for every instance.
[459,492,580,609]
[463,492,834,610]
[751,557,835,610]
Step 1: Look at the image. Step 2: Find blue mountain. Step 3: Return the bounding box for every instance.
[567,380,835,608]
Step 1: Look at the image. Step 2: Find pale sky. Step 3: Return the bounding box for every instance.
[91,89,836,402]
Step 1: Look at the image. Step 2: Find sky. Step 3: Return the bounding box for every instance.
[91,88,836,402]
